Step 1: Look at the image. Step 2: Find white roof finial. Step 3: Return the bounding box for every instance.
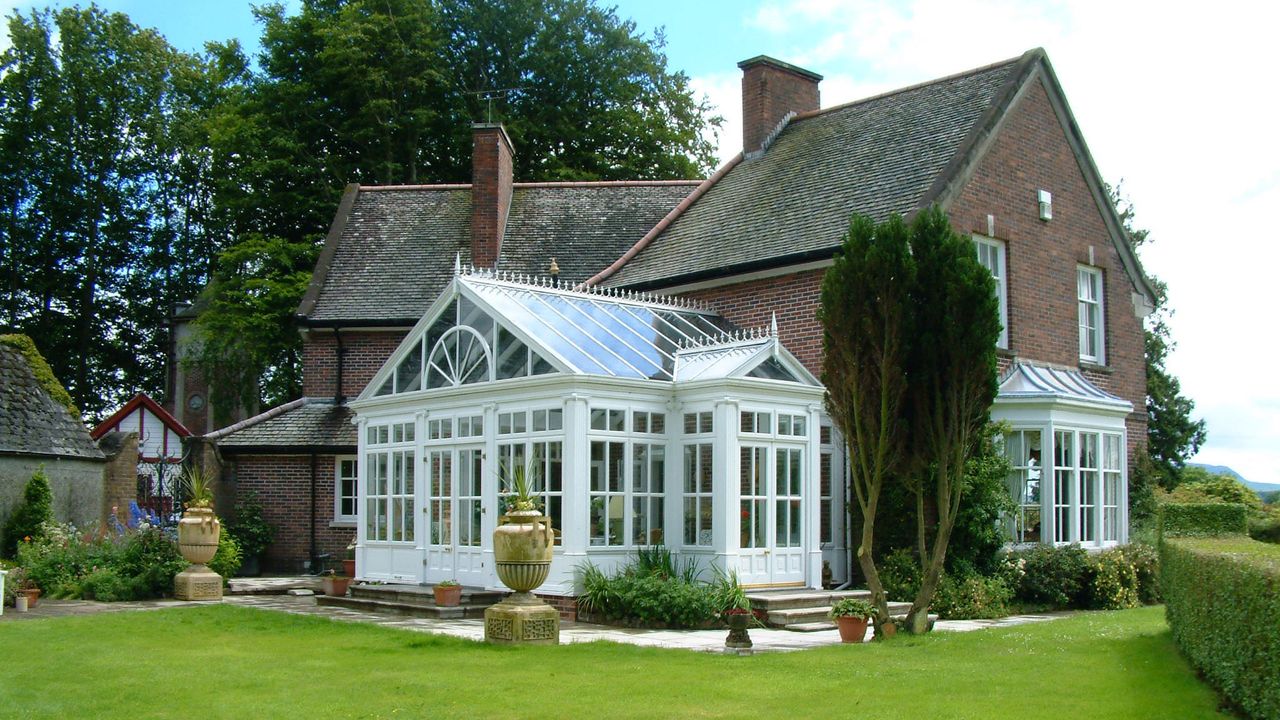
[770,312,778,337]
[454,252,462,275]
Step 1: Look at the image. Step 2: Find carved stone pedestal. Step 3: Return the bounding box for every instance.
[174,564,223,601]
[484,592,559,645]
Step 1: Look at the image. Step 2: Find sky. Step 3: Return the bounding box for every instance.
[3,0,1277,485]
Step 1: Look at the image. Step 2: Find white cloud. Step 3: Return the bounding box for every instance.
[724,0,1280,484]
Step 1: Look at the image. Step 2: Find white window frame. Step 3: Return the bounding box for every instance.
[974,236,1008,349]
[334,455,358,523]
[1077,266,1105,364]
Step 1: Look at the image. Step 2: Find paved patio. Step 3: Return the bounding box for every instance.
[3,580,1071,652]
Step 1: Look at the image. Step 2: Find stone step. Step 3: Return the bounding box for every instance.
[348,583,505,607]
[745,589,874,612]
[316,593,495,620]
[765,601,913,628]
[776,611,942,633]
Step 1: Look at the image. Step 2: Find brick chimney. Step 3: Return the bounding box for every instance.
[738,56,822,156]
[471,123,514,268]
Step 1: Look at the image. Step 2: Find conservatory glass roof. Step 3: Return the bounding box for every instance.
[997,360,1132,410]
[363,267,815,399]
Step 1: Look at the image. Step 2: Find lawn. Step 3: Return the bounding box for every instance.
[0,604,1227,719]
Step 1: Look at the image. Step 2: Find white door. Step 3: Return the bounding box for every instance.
[737,444,807,586]
[424,446,488,587]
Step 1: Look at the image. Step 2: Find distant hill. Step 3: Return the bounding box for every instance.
[1187,463,1280,496]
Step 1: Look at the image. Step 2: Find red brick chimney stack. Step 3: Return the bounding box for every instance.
[471,123,514,268]
[738,56,822,156]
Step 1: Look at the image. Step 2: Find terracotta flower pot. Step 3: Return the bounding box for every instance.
[835,615,869,643]
[434,584,462,607]
[322,576,351,596]
[342,559,356,578]
[21,588,41,609]
[177,507,220,565]
[493,510,554,592]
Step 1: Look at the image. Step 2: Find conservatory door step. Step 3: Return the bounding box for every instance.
[315,583,503,620]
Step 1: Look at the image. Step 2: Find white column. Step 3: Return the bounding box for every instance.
[481,402,498,587]
[414,410,428,584]
[663,395,681,554]
[1042,426,1055,544]
[561,394,591,576]
[712,397,739,578]
[355,417,368,573]
[805,403,823,589]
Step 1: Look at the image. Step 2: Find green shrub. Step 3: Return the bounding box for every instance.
[1015,544,1089,608]
[1118,543,1160,604]
[1,560,24,606]
[932,573,1012,620]
[1248,511,1280,545]
[1083,548,1139,610]
[208,531,242,582]
[3,467,55,557]
[576,553,719,628]
[227,492,275,559]
[1162,537,1280,719]
[79,567,133,602]
[879,547,921,601]
[115,528,186,599]
[1159,503,1248,538]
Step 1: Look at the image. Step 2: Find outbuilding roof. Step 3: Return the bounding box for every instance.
[0,336,103,460]
[205,398,355,454]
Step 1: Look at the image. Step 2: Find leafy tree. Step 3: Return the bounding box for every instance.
[188,0,722,415]
[1170,468,1261,509]
[820,213,915,627]
[0,7,223,418]
[1109,183,1206,489]
[901,206,1001,634]
[3,465,54,558]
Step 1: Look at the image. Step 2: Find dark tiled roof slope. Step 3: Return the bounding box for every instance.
[606,57,1022,288]
[501,183,698,284]
[0,344,103,459]
[303,183,697,324]
[212,398,355,451]
[306,187,472,323]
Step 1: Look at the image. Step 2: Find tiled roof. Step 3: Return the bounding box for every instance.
[0,342,103,460]
[301,182,698,324]
[605,55,1026,288]
[209,398,356,452]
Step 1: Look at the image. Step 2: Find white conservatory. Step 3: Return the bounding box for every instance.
[348,267,834,595]
[993,361,1132,549]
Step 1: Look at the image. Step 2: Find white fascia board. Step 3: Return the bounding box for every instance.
[674,377,826,407]
[355,278,462,402]
[647,258,835,296]
[993,397,1131,430]
[350,373,670,416]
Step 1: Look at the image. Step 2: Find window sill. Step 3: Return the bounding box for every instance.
[1078,361,1113,374]
[329,520,357,529]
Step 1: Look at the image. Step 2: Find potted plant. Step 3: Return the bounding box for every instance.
[177,466,220,567]
[434,579,462,606]
[321,569,351,597]
[493,462,554,593]
[19,581,40,609]
[829,597,874,643]
[342,536,356,579]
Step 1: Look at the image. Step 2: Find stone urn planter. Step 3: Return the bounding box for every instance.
[492,510,554,592]
[725,609,753,651]
[174,468,224,601]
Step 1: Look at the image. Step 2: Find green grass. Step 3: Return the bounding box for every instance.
[0,605,1227,719]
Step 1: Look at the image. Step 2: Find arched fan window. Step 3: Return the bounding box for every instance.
[427,326,492,388]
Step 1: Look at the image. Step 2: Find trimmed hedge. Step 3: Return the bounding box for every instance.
[1161,537,1280,719]
[1158,502,1247,539]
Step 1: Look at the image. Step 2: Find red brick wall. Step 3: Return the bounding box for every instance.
[302,330,408,399]
[679,76,1148,468]
[947,76,1148,454]
[741,61,820,154]
[231,454,354,573]
[682,270,826,377]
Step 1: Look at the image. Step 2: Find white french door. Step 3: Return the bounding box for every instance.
[737,444,807,586]
[425,445,487,587]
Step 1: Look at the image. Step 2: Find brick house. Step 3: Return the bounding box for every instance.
[202,48,1154,585]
